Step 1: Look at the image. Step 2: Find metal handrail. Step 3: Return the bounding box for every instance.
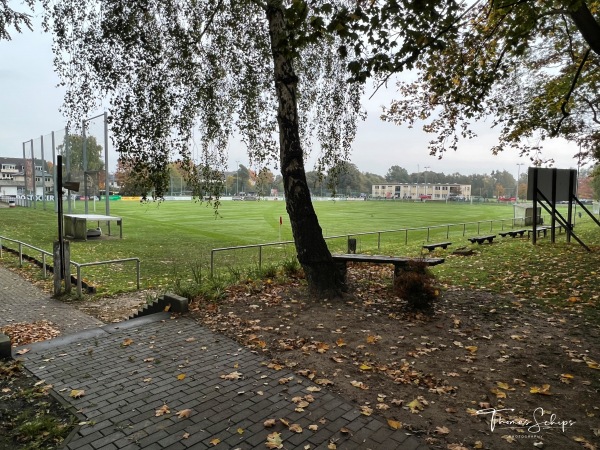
[0,235,140,297]
[209,217,527,276]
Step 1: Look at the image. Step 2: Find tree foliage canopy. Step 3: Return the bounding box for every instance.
[377,1,600,164]
[42,0,365,199]
[0,0,34,40]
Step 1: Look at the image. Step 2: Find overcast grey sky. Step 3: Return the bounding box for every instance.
[0,10,588,179]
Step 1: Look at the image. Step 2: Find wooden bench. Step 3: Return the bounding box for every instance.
[422,242,452,252]
[332,254,444,284]
[499,229,527,238]
[467,235,496,245]
[528,224,565,239]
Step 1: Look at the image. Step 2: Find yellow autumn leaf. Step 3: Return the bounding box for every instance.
[435,426,450,435]
[490,388,507,398]
[265,432,283,449]
[465,346,478,354]
[237,427,244,435]
[387,419,402,430]
[530,384,552,395]
[560,373,574,383]
[496,381,515,391]
[121,338,133,347]
[308,424,319,431]
[407,398,424,413]
[359,364,373,371]
[585,359,600,370]
[350,380,369,390]
[366,335,381,344]
[209,438,221,446]
[336,338,346,347]
[69,389,85,398]
[177,373,186,380]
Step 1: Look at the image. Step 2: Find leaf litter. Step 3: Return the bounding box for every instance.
[193,263,600,449]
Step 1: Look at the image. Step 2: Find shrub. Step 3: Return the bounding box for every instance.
[393,261,438,311]
[281,257,304,278]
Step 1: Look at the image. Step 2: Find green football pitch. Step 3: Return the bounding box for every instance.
[0,199,567,293]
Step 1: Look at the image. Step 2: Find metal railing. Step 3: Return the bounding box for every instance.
[0,235,140,297]
[210,216,533,276]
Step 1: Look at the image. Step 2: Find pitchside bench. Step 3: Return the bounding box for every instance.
[332,254,445,285]
[467,235,496,244]
[422,242,452,252]
[499,229,527,238]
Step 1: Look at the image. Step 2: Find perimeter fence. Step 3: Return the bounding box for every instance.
[210,216,533,276]
[13,112,112,216]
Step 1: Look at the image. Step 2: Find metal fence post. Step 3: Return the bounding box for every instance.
[210,250,215,277]
[136,259,140,290]
[258,245,262,271]
[77,265,82,297]
[19,243,23,266]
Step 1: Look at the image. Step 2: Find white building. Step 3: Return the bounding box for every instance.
[0,157,54,197]
[371,183,471,200]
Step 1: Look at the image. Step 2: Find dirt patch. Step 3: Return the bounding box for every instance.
[192,265,600,450]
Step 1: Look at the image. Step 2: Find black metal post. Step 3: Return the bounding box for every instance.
[57,155,64,281]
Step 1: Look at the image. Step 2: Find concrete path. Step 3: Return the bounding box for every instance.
[2,266,429,450]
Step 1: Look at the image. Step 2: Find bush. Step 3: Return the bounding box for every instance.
[393,261,438,311]
[281,257,304,278]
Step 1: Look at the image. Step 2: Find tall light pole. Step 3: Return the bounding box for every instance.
[516,163,524,202]
[235,160,239,195]
[424,166,430,197]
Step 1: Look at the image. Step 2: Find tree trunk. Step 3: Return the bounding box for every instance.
[570,1,600,57]
[265,3,344,297]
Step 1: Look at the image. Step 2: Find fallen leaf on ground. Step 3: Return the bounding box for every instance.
[69,389,85,398]
[220,371,242,380]
[121,338,133,347]
[176,409,192,419]
[265,432,283,449]
[387,419,402,430]
[289,423,302,433]
[530,384,552,395]
[407,398,424,413]
[155,404,170,416]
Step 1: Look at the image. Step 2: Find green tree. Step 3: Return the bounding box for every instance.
[385,165,410,182]
[43,0,464,295]
[379,1,600,164]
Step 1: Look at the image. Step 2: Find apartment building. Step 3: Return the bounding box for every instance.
[0,157,54,197]
[371,182,471,200]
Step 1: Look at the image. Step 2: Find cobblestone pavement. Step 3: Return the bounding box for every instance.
[0,266,103,333]
[4,265,429,449]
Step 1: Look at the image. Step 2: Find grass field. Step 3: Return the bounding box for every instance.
[1,199,599,313]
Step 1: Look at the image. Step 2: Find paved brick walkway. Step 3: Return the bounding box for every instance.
[0,266,103,333]
[3,266,429,449]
